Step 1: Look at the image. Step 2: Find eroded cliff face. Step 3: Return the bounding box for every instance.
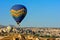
[0,33,40,40]
[0,33,59,40]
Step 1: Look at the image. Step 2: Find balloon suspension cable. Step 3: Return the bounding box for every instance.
[17,24,20,27]
[17,22,20,27]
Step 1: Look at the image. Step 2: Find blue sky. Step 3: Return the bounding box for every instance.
[0,0,60,27]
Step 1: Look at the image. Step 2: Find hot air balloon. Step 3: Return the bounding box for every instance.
[10,4,27,26]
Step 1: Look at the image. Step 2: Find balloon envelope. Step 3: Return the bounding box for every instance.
[10,4,27,25]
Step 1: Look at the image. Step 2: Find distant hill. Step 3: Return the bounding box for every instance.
[0,25,6,28]
[0,25,17,28]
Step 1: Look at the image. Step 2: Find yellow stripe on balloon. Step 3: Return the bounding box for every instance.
[10,9,16,13]
[12,13,21,17]
[17,8,25,12]
[10,9,25,17]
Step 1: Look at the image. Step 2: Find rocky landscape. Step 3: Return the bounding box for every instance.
[0,25,60,40]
